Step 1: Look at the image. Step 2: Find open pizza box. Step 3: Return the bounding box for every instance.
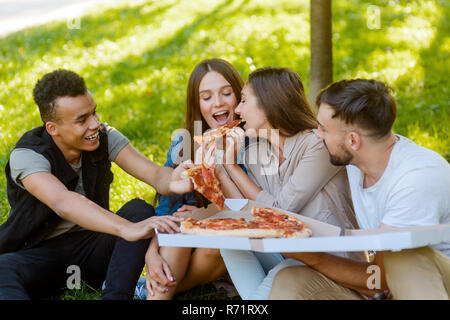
[156,199,450,252]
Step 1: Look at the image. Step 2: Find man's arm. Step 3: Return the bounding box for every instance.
[21,171,182,241]
[114,144,193,196]
[282,251,388,297]
[283,224,401,297]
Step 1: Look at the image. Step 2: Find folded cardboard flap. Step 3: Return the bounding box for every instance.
[190,204,220,220]
[225,198,248,211]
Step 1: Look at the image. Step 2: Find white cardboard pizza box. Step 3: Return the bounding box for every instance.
[156,199,450,253]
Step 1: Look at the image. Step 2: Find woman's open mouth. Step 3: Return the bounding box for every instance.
[213,110,231,126]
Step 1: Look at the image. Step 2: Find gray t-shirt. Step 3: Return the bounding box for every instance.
[9,123,130,239]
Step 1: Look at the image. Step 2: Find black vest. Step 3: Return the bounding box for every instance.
[0,126,113,254]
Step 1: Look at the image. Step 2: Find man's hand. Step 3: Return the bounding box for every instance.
[169,160,195,194]
[119,215,183,242]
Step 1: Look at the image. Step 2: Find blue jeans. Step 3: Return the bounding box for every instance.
[0,198,153,300]
[220,249,305,300]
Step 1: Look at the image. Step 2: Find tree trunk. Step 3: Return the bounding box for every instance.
[309,0,333,108]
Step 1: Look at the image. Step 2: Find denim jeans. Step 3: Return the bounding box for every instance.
[0,198,153,300]
[220,249,305,300]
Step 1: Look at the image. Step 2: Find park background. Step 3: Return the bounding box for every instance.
[0,0,449,299]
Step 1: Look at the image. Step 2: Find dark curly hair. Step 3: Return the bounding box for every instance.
[33,69,87,123]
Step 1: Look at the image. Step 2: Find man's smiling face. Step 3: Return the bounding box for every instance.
[51,91,101,154]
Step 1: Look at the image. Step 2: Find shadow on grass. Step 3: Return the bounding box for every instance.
[412,1,450,160]
[0,1,177,77]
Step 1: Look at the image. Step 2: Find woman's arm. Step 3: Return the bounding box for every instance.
[222,163,261,199]
[215,165,245,198]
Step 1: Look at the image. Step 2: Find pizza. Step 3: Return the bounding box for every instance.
[181,164,226,210]
[194,119,242,144]
[180,206,312,238]
[251,207,312,238]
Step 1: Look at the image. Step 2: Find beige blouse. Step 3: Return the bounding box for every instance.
[245,130,358,233]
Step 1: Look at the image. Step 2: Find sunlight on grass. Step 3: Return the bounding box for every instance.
[440,37,450,51]
[407,124,449,157]
[353,49,423,85]
[1,0,449,222]
[385,0,441,49]
[109,163,156,213]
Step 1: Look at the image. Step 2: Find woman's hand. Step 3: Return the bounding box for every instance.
[173,204,199,218]
[145,247,176,296]
[224,127,245,165]
[195,141,218,166]
[194,126,244,166]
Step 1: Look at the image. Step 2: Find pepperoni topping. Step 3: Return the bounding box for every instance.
[185,164,226,210]
[184,206,308,237]
[224,119,241,129]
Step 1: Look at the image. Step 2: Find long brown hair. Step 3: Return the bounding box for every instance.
[160,59,244,211]
[247,67,318,136]
[185,58,244,160]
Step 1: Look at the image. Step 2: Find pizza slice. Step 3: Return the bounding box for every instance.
[251,207,312,238]
[182,164,226,210]
[194,119,242,144]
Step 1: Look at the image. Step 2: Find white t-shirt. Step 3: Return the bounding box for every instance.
[347,135,450,256]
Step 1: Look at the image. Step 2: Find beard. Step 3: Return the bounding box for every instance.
[323,140,353,166]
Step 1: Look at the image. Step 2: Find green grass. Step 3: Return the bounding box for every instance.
[1,0,449,299]
[55,280,239,300]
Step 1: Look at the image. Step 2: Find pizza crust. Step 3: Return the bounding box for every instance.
[180,222,282,238]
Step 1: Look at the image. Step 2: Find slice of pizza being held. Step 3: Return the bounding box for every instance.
[194,119,242,145]
[182,164,226,210]
[180,206,312,238]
